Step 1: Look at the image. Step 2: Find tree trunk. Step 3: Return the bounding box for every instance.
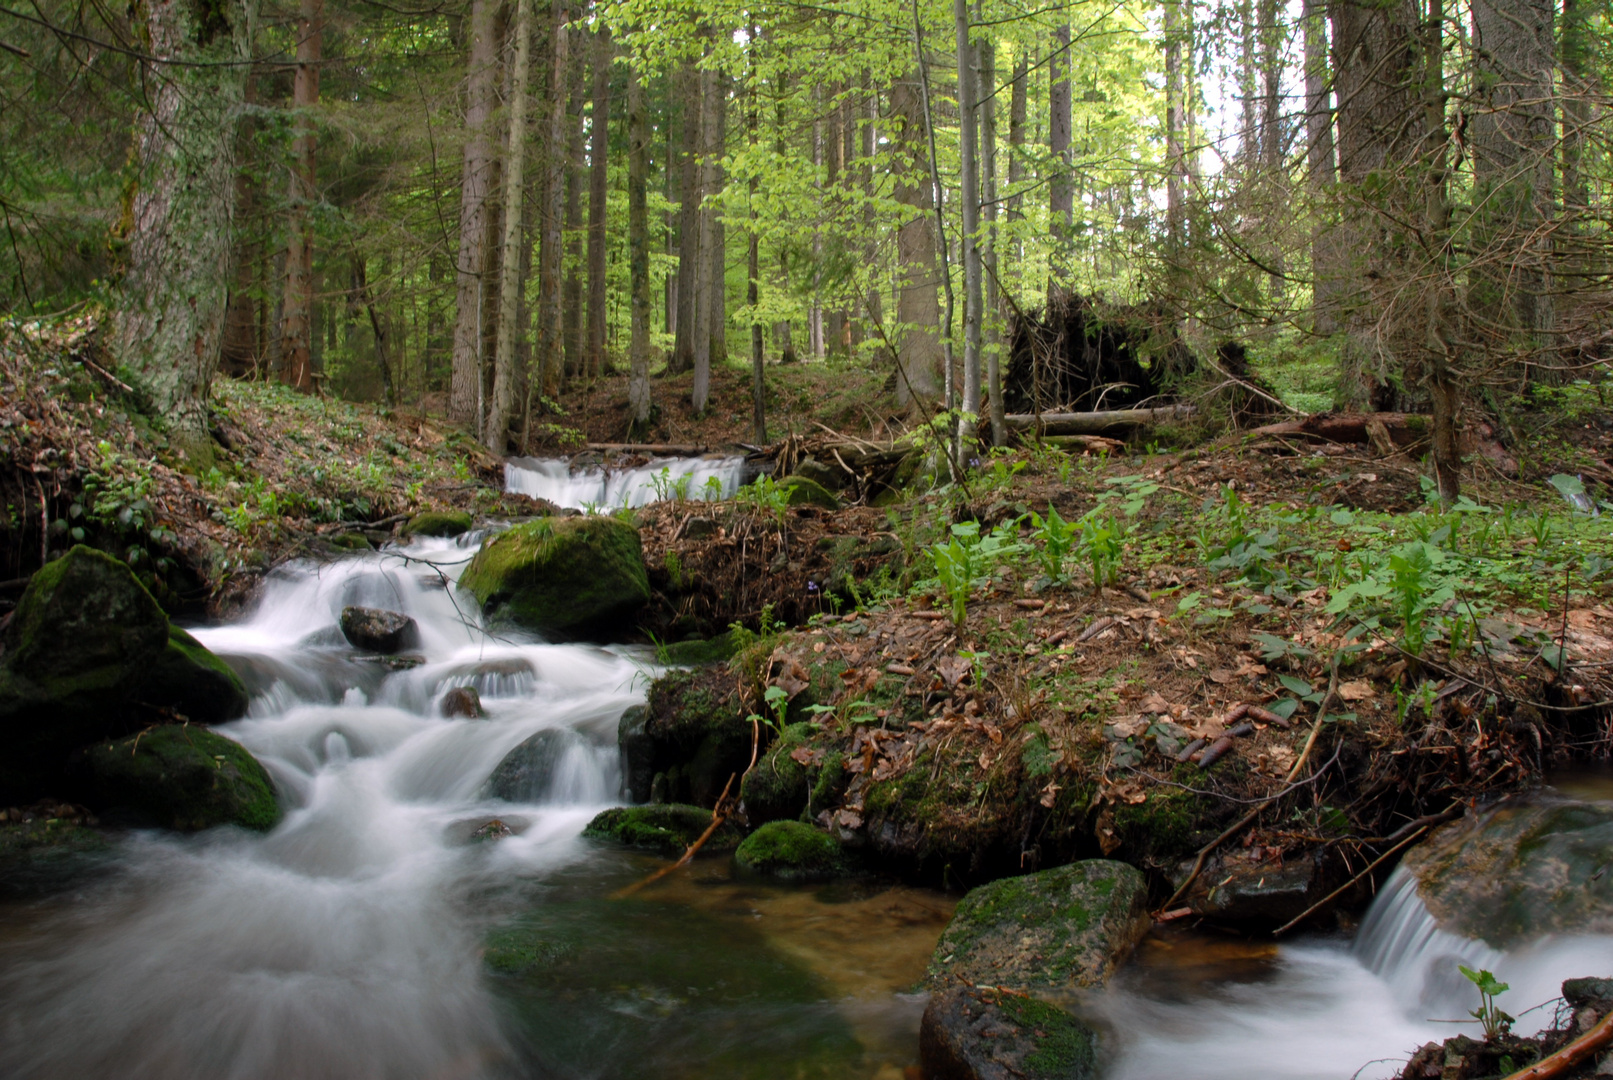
[114,0,255,453]
[955,0,982,443]
[536,2,570,399]
[1303,0,1340,335]
[691,63,718,412]
[890,75,942,410]
[979,24,1004,447]
[1007,51,1027,274]
[563,46,586,378]
[670,60,703,375]
[626,55,652,428]
[747,27,766,444]
[280,0,320,391]
[485,0,532,449]
[1164,0,1187,269]
[707,70,728,369]
[449,0,501,427]
[585,25,611,377]
[1047,23,1072,300]
[1258,0,1284,293]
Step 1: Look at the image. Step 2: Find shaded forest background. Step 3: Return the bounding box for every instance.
[1,0,1610,471]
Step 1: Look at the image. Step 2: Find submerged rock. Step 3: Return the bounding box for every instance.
[734,820,850,881]
[80,724,281,832]
[401,510,474,538]
[920,987,1098,1080]
[0,815,113,896]
[459,516,650,638]
[440,686,485,718]
[927,860,1150,992]
[0,546,249,804]
[339,606,419,654]
[582,803,744,856]
[484,728,587,802]
[1403,795,1613,949]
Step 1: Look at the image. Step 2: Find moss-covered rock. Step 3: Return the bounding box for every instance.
[0,817,114,896]
[658,629,743,666]
[734,820,849,881]
[81,725,281,832]
[920,987,1099,1080]
[0,547,248,804]
[739,723,814,823]
[459,516,650,638]
[402,510,474,538]
[623,668,752,808]
[777,474,842,510]
[927,860,1149,992]
[582,803,744,856]
[328,531,374,550]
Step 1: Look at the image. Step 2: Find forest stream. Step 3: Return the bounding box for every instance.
[1,506,1611,1079]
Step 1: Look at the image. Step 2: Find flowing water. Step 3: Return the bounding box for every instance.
[0,536,948,1080]
[3,518,1611,1078]
[505,455,749,510]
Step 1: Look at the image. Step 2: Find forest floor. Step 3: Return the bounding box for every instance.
[7,315,1613,931]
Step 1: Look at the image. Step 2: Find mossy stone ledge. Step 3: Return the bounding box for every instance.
[733,820,850,881]
[81,724,281,832]
[926,859,1149,993]
[458,516,650,638]
[582,803,744,856]
[401,509,475,538]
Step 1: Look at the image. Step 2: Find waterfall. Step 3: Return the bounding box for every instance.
[0,538,651,1080]
[504,454,749,510]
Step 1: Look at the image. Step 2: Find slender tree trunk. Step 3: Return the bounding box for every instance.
[891,75,941,409]
[280,0,321,391]
[114,0,255,452]
[1239,0,1258,170]
[1007,51,1026,275]
[354,253,396,405]
[1258,0,1284,292]
[1421,0,1460,506]
[1304,0,1340,335]
[955,0,982,442]
[563,48,586,378]
[486,0,532,448]
[450,0,500,426]
[747,25,766,443]
[536,2,570,398]
[1048,23,1072,300]
[707,70,728,368]
[670,60,703,374]
[1164,0,1186,264]
[691,63,718,412]
[979,22,1004,446]
[626,55,652,427]
[585,25,611,377]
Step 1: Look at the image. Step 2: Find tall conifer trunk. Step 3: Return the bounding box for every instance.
[486,0,532,448]
[585,26,611,377]
[280,0,321,391]
[449,0,501,427]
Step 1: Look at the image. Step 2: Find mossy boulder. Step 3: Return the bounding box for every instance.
[0,546,249,803]
[778,474,841,510]
[1402,795,1613,949]
[927,860,1149,992]
[0,817,114,896]
[734,820,850,881]
[739,722,814,823]
[622,668,752,808]
[582,803,744,856]
[658,629,743,666]
[920,987,1099,1080]
[402,510,474,538]
[81,725,281,832]
[459,516,650,638]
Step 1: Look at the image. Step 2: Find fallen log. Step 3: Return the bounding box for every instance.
[1242,412,1519,475]
[585,442,713,455]
[1003,404,1196,436]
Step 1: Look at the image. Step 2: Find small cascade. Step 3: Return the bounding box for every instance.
[1353,867,1501,1015]
[504,453,749,510]
[0,537,651,1080]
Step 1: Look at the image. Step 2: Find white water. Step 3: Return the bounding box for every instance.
[1103,866,1613,1079]
[504,454,748,510]
[0,536,651,1080]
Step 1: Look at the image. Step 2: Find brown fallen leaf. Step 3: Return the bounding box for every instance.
[1139,691,1173,715]
[834,809,863,829]
[1338,680,1375,702]
[789,746,825,767]
[1207,668,1236,685]
[1038,780,1062,808]
[935,655,972,689]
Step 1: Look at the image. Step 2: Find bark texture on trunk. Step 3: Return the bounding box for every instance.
[115,0,255,452]
[280,0,321,391]
[1303,0,1340,335]
[585,26,611,377]
[890,76,942,409]
[486,0,533,449]
[1047,24,1072,297]
[626,58,651,427]
[536,3,571,399]
[955,0,982,439]
[449,0,501,427]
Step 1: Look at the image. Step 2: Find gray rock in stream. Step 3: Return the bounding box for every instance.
[484,729,588,803]
[921,987,1098,1080]
[339,606,418,654]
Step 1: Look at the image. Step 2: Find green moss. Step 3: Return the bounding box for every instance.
[777,475,841,509]
[1021,727,1055,779]
[460,516,650,636]
[329,531,374,550]
[582,803,744,855]
[996,995,1099,1079]
[484,923,572,975]
[136,625,250,722]
[2,545,168,687]
[82,725,281,831]
[739,723,813,823]
[659,629,742,666]
[807,749,846,816]
[401,510,474,537]
[734,820,849,881]
[1112,784,1212,860]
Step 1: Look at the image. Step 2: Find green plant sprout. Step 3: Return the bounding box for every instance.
[1458,966,1513,1040]
[747,684,791,738]
[1030,506,1077,583]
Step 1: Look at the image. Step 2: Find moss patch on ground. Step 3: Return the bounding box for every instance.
[582,803,744,855]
